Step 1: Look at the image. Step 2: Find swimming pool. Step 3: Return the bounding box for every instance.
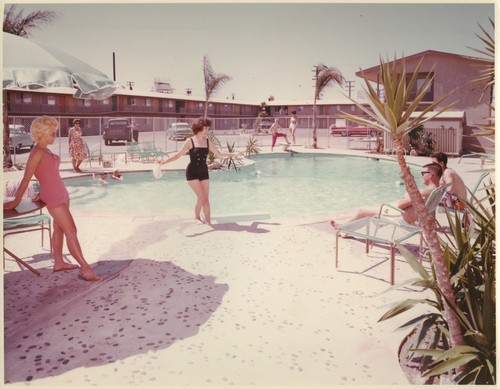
[65,154,420,219]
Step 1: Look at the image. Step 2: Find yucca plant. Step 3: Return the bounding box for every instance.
[245,136,261,157]
[380,181,495,384]
[219,141,242,171]
[341,56,464,351]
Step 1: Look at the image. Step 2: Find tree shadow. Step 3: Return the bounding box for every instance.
[4,258,228,383]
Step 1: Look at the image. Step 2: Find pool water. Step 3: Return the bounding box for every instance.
[65,154,420,219]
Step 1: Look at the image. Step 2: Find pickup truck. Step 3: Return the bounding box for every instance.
[103,118,132,145]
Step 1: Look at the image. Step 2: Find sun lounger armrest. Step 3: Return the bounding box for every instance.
[378,203,407,218]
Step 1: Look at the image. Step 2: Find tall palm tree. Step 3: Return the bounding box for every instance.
[3,5,59,168]
[341,57,465,350]
[203,54,231,118]
[312,64,344,148]
[3,4,58,37]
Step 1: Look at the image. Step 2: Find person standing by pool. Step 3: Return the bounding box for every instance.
[270,118,290,151]
[4,116,100,281]
[289,111,298,145]
[68,118,87,173]
[157,117,243,225]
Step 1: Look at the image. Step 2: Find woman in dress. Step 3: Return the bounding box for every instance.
[157,117,243,225]
[4,116,99,281]
[289,110,298,145]
[68,118,87,173]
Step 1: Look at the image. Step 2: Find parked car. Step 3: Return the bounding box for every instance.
[9,124,34,152]
[330,125,380,137]
[103,118,132,145]
[168,122,192,141]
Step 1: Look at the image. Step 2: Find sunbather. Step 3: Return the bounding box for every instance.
[431,152,467,210]
[330,162,442,228]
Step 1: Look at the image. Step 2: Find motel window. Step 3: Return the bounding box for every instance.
[84,99,91,107]
[146,98,152,107]
[406,72,434,102]
[199,103,204,109]
[101,98,110,105]
[168,101,174,108]
[48,96,56,105]
[16,92,31,104]
[127,97,136,106]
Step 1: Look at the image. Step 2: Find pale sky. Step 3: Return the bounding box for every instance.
[5,1,495,103]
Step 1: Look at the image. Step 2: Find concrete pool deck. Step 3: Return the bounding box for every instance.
[2,145,494,387]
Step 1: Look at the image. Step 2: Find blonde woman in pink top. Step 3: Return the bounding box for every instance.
[4,116,99,281]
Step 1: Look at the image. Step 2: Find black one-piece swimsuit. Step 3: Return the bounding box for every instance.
[185,137,209,181]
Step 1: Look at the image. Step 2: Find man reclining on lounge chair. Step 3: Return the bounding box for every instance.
[330,162,442,228]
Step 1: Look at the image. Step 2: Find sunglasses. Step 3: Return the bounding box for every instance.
[420,171,432,176]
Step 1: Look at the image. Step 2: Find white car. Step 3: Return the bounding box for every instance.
[9,125,34,152]
[168,122,192,141]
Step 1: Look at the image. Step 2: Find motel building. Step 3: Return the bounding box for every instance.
[5,50,492,156]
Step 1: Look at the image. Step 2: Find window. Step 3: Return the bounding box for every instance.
[406,73,434,102]
[127,97,136,106]
[48,96,56,106]
[101,98,110,105]
[16,92,32,104]
[146,98,152,107]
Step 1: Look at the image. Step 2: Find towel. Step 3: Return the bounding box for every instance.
[152,163,163,179]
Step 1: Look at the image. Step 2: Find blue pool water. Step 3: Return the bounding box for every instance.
[65,154,420,219]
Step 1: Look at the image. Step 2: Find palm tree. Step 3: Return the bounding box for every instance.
[312,64,344,148]
[3,4,58,37]
[341,57,465,350]
[203,54,231,118]
[3,5,58,168]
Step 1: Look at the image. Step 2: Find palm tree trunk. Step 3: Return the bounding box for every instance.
[3,91,13,168]
[393,138,464,349]
[312,99,318,149]
[204,98,208,118]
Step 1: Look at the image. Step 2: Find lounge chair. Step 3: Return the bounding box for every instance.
[126,141,158,162]
[334,184,450,284]
[84,142,102,167]
[142,141,168,160]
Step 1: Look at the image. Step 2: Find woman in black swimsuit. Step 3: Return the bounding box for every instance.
[157,117,243,225]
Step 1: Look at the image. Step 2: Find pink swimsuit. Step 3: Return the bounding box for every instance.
[32,147,69,208]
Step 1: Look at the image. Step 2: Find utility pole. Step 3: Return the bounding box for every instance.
[112,52,116,81]
[126,81,134,90]
[345,80,355,98]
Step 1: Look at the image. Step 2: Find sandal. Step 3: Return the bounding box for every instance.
[78,272,100,282]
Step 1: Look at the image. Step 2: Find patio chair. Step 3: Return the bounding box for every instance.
[334,184,450,284]
[84,142,102,167]
[126,141,155,162]
[3,210,52,275]
[141,141,168,160]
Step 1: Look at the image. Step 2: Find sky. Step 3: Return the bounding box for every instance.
[4,1,496,103]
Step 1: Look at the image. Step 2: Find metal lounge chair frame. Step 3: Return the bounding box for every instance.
[334,184,450,284]
[3,210,52,276]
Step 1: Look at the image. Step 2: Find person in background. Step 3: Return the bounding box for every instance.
[431,152,467,210]
[4,116,99,281]
[68,118,87,173]
[270,118,290,151]
[157,117,243,225]
[331,162,443,228]
[289,110,298,145]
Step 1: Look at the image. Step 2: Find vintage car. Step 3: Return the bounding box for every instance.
[330,125,380,137]
[9,124,34,152]
[168,122,192,141]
